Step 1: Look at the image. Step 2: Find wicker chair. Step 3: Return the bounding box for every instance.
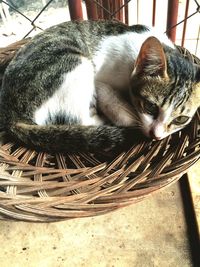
[0,1,199,222]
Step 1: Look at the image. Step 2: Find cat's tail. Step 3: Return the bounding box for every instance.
[9,122,143,153]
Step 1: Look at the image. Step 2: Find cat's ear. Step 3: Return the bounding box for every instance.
[132,36,168,78]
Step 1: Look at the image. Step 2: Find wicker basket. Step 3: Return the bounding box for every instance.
[0,39,199,222]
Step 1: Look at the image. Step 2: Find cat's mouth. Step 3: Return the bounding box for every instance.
[139,113,166,140]
[144,125,183,141]
[149,130,164,140]
[141,123,169,141]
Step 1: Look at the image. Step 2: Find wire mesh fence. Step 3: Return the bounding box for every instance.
[0,0,199,55]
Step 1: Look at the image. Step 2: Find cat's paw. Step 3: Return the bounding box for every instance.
[82,115,104,126]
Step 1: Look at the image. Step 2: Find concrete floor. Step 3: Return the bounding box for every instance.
[0,178,196,267]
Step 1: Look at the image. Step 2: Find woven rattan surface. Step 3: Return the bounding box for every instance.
[0,39,199,222]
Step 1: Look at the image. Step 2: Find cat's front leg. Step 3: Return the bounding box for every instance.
[89,93,107,126]
[95,81,138,126]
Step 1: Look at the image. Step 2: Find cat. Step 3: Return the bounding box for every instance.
[0,20,199,153]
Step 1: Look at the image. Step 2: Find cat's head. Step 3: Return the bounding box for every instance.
[130,36,200,140]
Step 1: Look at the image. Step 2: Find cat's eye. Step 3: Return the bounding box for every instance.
[172,116,190,125]
[143,99,159,117]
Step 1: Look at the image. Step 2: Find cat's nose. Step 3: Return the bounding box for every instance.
[149,129,162,140]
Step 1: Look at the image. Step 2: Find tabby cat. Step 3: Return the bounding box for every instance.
[0,20,199,152]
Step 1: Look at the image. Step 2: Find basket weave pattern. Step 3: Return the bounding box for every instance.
[0,41,199,222]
